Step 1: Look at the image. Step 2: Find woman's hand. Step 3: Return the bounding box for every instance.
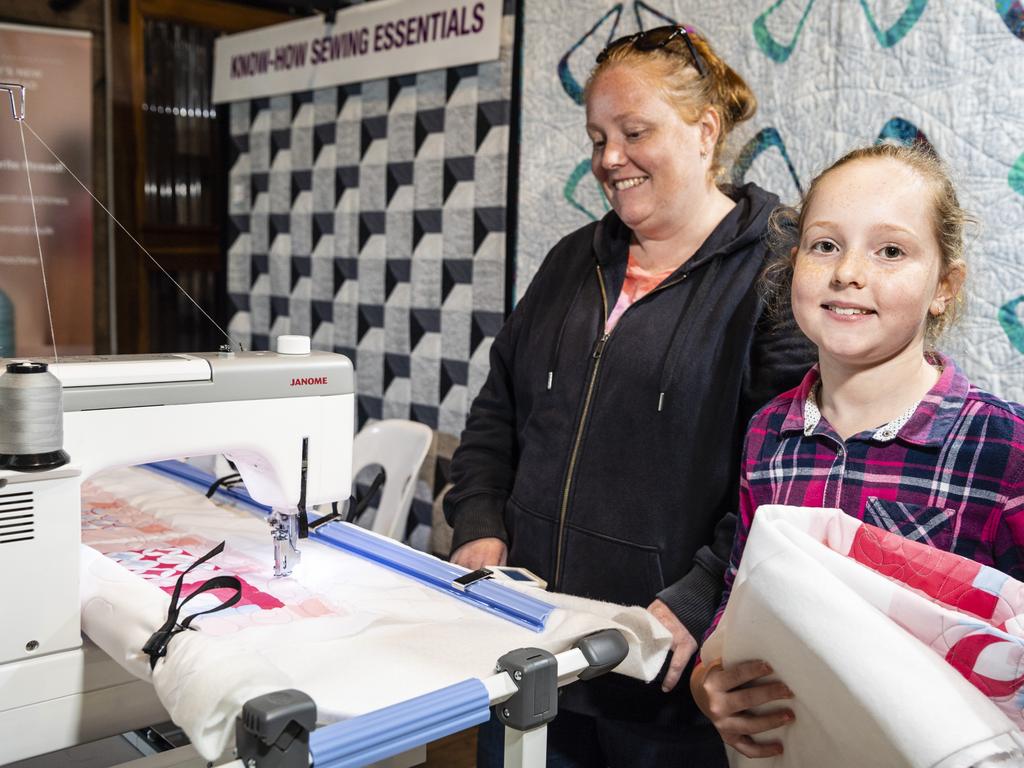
[690,658,794,758]
[646,598,698,693]
[450,537,508,569]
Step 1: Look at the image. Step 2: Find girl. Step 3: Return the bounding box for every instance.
[689,143,1024,758]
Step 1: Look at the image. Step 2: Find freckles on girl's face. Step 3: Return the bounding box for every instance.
[789,157,948,368]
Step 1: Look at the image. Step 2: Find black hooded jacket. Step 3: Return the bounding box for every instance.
[445,182,812,655]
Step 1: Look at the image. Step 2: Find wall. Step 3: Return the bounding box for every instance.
[225,3,516,548]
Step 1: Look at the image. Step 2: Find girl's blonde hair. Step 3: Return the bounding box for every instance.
[583,27,756,181]
[762,143,974,341]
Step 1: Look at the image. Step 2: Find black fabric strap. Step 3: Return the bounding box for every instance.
[205,472,242,498]
[347,468,386,524]
[142,541,243,670]
[308,467,387,532]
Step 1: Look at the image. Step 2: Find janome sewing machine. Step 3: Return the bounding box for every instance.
[0,341,636,768]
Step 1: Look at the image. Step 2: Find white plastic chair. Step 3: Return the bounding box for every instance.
[352,419,433,541]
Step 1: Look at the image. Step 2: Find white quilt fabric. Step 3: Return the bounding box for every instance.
[702,506,1024,768]
[80,466,671,760]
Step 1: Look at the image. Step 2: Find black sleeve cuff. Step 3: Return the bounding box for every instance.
[655,561,724,645]
[446,493,509,557]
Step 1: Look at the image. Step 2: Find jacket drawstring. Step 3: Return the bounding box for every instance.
[657,258,723,412]
[547,265,592,390]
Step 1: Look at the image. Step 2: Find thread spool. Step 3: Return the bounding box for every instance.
[0,361,70,472]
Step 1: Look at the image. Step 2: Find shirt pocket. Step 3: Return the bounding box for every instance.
[863,497,957,552]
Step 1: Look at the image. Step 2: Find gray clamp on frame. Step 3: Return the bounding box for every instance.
[574,628,628,680]
[494,647,558,732]
[492,629,628,732]
[236,689,316,768]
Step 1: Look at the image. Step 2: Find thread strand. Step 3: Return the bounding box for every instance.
[21,119,242,352]
[18,120,58,364]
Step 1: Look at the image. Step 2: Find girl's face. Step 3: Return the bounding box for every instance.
[585,63,711,238]
[791,157,958,370]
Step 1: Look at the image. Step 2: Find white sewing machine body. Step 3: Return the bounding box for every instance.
[0,345,355,763]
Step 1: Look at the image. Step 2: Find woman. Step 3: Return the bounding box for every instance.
[445,25,813,766]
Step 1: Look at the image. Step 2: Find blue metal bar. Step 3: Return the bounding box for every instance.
[143,461,554,631]
[311,522,553,632]
[309,679,490,768]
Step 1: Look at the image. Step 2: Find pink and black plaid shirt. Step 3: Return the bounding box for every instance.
[707,354,1024,639]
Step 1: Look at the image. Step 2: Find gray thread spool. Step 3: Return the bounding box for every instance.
[0,361,70,472]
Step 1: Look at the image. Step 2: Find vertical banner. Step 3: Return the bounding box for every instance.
[0,23,93,357]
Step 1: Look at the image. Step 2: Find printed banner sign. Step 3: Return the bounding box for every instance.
[0,22,93,357]
[212,0,502,103]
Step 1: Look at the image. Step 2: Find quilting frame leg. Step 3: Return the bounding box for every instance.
[503,723,547,768]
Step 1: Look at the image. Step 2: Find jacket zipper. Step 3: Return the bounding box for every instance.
[551,263,690,589]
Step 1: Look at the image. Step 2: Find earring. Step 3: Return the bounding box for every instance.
[700,149,708,161]
[930,299,946,316]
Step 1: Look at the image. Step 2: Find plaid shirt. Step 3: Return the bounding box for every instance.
[707,354,1024,639]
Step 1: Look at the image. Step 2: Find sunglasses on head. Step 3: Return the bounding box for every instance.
[596,25,707,78]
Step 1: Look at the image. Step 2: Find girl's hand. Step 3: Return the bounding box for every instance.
[690,658,795,758]
[646,599,698,693]
[450,537,508,569]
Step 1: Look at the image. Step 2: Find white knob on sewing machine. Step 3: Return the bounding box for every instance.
[277,335,311,355]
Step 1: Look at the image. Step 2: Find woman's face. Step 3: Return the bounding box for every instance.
[790,157,957,370]
[586,63,710,238]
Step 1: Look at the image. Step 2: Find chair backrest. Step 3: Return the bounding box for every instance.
[352,419,433,541]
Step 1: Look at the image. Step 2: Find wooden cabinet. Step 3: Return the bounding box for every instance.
[113,0,287,353]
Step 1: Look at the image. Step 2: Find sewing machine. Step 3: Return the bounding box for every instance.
[0,336,355,763]
[0,338,631,768]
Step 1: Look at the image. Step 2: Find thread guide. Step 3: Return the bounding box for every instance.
[0,83,25,121]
